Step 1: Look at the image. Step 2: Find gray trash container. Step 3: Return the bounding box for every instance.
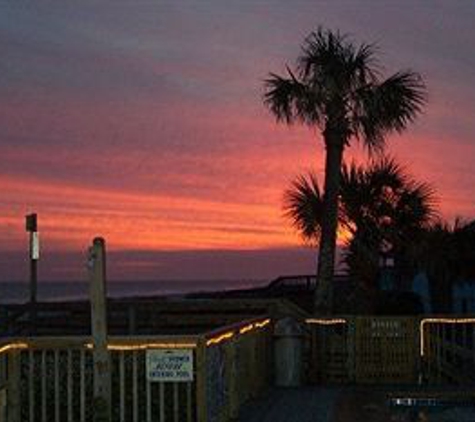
[273,317,304,387]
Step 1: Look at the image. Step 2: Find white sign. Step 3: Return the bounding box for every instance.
[31,232,39,260]
[146,349,193,382]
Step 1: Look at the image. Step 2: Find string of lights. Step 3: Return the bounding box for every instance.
[206,318,271,346]
[305,318,347,325]
[0,342,29,355]
[0,318,272,353]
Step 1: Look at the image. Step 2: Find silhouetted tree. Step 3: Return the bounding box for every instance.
[415,219,475,312]
[265,27,426,314]
[283,158,436,303]
[341,158,436,291]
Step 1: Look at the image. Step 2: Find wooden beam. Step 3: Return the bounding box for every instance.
[88,237,111,422]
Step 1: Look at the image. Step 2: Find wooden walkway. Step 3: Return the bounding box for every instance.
[238,387,340,422]
[239,386,475,422]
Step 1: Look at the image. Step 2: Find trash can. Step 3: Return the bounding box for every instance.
[273,317,304,387]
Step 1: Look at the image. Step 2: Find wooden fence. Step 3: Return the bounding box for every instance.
[420,317,475,385]
[0,317,272,422]
[308,316,475,385]
[4,312,475,421]
[202,319,271,422]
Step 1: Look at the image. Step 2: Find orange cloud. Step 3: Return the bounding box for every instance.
[1,79,474,257]
[0,174,299,252]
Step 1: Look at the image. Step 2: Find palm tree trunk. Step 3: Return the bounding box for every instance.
[314,136,344,314]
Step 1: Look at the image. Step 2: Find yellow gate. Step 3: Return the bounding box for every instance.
[308,317,418,384]
[309,319,350,384]
[354,317,417,384]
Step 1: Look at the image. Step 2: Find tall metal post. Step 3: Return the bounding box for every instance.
[88,237,111,421]
[25,213,39,333]
[25,214,39,303]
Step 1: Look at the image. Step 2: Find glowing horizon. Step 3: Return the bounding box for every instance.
[1,2,474,280]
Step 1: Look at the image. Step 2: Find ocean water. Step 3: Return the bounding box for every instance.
[0,279,267,304]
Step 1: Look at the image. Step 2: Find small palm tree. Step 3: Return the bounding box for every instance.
[416,219,475,312]
[265,27,426,313]
[341,158,436,291]
[283,158,436,302]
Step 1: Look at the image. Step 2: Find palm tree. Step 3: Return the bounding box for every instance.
[283,158,436,302]
[265,27,426,313]
[416,219,475,312]
[341,158,436,290]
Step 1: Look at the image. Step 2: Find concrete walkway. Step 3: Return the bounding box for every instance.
[238,387,340,422]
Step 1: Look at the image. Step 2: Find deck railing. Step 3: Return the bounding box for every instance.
[201,318,271,422]
[420,317,475,384]
[308,316,475,386]
[5,312,475,421]
[0,316,272,422]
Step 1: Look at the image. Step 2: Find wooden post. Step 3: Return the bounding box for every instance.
[472,324,475,369]
[195,339,207,422]
[436,324,442,383]
[0,386,5,422]
[6,351,21,422]
[226,341,238,420]
[88,237,111,422]
[347,317,356,383]
[0,353,6,422]
[416,318,423,385]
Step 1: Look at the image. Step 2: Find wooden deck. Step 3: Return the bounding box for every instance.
[238,387,339,422]
[239,386,475,422]
[3,293,475,421]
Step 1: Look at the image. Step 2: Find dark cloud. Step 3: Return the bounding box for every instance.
[0,247,316,282]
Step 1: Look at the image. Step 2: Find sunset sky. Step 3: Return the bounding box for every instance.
[1,1,475,282]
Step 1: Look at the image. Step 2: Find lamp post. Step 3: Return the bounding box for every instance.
[26,213,39,331]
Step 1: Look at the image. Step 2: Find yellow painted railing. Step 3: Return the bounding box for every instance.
[199,318,272,422]
[420,317,475,384]
[0,316,272,422]
[307,316,475,385]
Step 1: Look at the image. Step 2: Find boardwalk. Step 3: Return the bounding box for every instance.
[239,386,475,422]
[238,387,340,422]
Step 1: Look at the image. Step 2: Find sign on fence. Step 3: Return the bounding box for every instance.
[146,349,194,382]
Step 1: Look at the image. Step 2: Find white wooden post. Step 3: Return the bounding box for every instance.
[88,237,111,421]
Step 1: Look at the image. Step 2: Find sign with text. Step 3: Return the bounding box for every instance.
[146,349,193,382]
